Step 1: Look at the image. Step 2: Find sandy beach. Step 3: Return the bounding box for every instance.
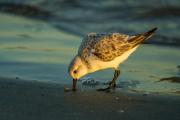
[0,1,180,120]
[0,77,179,120]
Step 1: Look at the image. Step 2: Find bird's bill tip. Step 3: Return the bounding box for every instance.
[72,78,78,91]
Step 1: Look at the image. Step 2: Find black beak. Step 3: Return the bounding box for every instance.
[72,78,77,91]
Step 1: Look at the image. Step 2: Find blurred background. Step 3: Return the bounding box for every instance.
[0,0,179,93]
[0,0,180,45]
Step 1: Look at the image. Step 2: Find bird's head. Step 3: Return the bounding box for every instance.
[68,56,88,80]
[68,56,88,91]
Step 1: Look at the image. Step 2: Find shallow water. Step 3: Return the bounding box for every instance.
[0,13,179,94]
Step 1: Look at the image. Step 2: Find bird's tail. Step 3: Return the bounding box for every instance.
[128,27,157,47]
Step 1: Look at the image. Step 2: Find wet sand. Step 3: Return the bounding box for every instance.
[0,77,180,120]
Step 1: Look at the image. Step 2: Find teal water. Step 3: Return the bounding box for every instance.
[1,0,180,45]
[0,13,180,94]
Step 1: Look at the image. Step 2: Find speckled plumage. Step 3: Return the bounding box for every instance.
[68,28,157,90]
[78,32,144,63]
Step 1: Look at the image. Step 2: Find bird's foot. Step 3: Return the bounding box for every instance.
[97,86,110,91]
[110,82,116,87]
[97,84,116,93]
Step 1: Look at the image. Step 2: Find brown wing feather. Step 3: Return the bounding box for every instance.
[128,27,157,47]
[78,33,130,62]
[92,33,131,62]
[78,28,157,62]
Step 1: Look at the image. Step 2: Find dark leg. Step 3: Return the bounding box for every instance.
[109,69,120,87]
[97,68,120,91]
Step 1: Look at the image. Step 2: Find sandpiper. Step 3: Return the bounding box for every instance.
[68,28,157,91]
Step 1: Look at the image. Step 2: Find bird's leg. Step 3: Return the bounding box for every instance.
[97,69,120,92]
[109,69,120,87]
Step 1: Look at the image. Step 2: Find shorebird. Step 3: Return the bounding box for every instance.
[68,28,157,91]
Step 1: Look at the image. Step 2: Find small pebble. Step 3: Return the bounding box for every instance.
[115,96,119,100]
[64,87,72,92]
[120,109,124,113]
[118,109,124,113]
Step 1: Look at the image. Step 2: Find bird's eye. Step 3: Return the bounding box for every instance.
[73,70,77,74]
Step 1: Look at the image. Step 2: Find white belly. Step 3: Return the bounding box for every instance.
[89,46,138,72]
